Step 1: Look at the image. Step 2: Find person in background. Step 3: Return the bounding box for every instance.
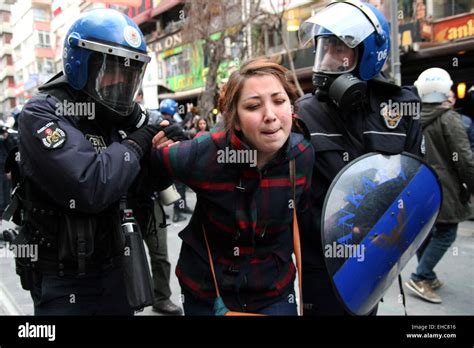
[443,90,474,153]
[195,118,209,136]
[405,67,474,303]
[159,99,193,222]
[130,95,184,316]
[0,121,16,222]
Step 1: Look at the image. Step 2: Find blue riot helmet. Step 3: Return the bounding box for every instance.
[299,1,390,110]
[63,9,151,116]
[159,99,178,117]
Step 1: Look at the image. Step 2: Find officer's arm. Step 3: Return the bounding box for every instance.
[20,95,142,213]
[441,111,474,192]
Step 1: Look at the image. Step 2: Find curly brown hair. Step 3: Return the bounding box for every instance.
[218,57,298,133]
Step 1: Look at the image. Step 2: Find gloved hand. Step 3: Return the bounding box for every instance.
[124,124,162,157]
[151,121,186,149]
[162,123,187,142]
[119,103,149,131]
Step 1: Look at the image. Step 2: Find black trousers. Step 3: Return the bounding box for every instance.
[30,266,133,316]
[143,200,172,302]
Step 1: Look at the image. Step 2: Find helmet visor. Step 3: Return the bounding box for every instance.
[314,36,358,74]
[84,53,146,116]
[299,2,376,48]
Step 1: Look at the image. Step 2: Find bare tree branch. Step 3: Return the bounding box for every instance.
[181,0,267,123]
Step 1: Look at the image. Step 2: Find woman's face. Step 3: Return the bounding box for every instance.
[198,119,207,131]
[236,75,292,161]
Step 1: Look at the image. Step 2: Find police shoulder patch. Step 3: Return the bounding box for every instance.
[35,122,67,149]
[380,104,402,129]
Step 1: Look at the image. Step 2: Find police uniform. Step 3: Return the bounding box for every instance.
[15,74,147,315]
[296,78,424,315]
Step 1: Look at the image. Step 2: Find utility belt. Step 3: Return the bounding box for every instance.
[5,184,125,288]
[5,174,154,311]
[19,255,123,278]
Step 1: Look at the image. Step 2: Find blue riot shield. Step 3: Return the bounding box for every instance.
[321,152,442,315]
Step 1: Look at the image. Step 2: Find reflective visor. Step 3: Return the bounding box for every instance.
[299,2,376,48]
[313,36,358,74]
[84,53,146,116]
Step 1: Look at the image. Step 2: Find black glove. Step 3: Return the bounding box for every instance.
[120,103,149,132]
[162,123,187,142]
[124,124,161,157]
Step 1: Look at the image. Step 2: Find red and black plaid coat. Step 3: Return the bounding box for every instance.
[151,129,314,312]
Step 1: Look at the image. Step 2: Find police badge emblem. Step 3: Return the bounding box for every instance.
[381,104,402,129]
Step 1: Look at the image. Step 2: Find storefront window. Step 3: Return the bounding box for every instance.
[427,0,473,20]
[375,0,473,22]
[164,47,192,78]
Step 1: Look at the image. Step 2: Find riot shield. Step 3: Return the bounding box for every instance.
[321,152,442,315]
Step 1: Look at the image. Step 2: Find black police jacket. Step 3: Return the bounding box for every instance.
[296,78,424,267]
[17,73,150,273]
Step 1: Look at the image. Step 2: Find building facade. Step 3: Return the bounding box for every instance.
[0,2,15,118]
[2,0,473,117]
[10,0,55,104]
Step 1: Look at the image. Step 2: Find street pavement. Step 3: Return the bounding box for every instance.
[0,190,472,316]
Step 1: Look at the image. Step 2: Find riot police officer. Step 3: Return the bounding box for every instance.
[296,0,424,315]
[160,98,184,124]
[14,9,177,315]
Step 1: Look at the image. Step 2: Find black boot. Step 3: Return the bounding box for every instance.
[152,299,183,315]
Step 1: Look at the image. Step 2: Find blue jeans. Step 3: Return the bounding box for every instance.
[411,223,458,282]
[182,289,297,316]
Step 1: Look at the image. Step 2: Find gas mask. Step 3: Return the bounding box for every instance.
[313,73,367,110]
[312,36,367,110]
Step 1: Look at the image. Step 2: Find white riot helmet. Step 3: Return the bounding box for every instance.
[414,68,453,104]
